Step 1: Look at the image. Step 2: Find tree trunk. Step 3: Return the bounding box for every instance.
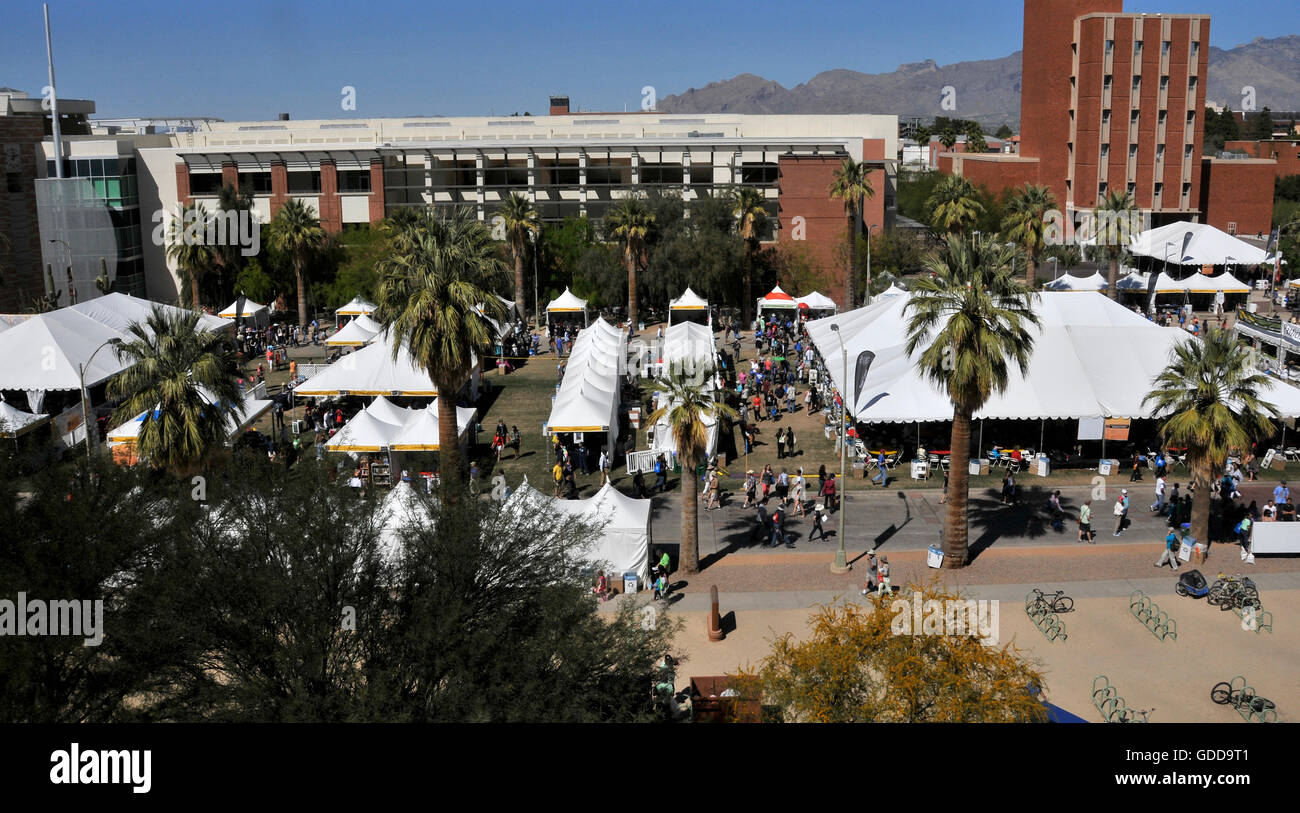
[681,456,699,574]
[1026,251,1038,288]
[626,247,638,331]
[1191,486,1212,545]
[845,208,858,310]
[191,272,202,311]
[296,258,308,327]
[942,405,974,568]
[1108,255,1120,301]
[743,248,753,326]
[437,377,463,501]
[514,249,526,320]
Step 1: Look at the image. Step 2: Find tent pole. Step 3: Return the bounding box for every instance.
[978,419,983,458]
[1040,419,1045,453]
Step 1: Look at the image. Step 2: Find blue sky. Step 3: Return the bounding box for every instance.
[3,0,1297,120]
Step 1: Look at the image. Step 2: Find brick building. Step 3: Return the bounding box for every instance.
[1223,139,1300,180]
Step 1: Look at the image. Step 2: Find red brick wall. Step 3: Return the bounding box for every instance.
[776,154,853,308]
[270,162,288,217]
[221,161,238,192]
[0,114,45,312]
[317,159,342,232]
[954,156,1042,197]
[1199,159,1276,237]
[174,161,191,205]
[1225,140,1300,179]
[368,158,385,223]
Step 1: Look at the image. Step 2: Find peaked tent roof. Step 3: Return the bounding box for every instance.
[876,283,909,299]
[505,480,651,581]
[546,287,588,313]
[374,480,431,565]
[1181,271,1251,294]
[325,409,404,452]
[760,285,797,308]
[1044,272,1109,291]
[388,399,477,451]
[296,331,454,397]
[363,395,416,427]
[670,287,709,310]
[1130,221,1270,266]
[795,290,839,309]
[0,398,50,436]
[335,296,377,316]
[217,298,268,318]
[71,292,232,335]
[805,290,1300,423]
[0,308,133,391]
[325,313,384,346]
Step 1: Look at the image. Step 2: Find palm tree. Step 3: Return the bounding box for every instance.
[731,186,768,324]
[646,361,738,574]
[215,182,255,303]
[939,127,958,151]
[604,196,655,329]
[1094,190,1137,301]
[964,124,988,155]
[498,192,540,319]
[905,235,1040,568]
[1002,184,1058,287]
[166,201,216,309]
[829,158,876,310]
[1143,329,1278,544]
[374,207,507,494]
[268,198,326,327]
[107,308,242,474]
[927,174,985,236]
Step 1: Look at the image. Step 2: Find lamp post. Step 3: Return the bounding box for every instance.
[864,224,880,306]
[530,228,540,329]
[830,323,850,574]
[78,339,116,465]
[1047,257,1059,281]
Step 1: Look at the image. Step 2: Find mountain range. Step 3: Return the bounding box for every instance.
[656,34,1300,129]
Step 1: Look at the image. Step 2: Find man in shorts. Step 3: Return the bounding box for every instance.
[1078,499,1094,543]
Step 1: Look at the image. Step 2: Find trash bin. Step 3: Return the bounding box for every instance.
[969,459,990,476]
[1036,455,1050,477]
[927,545,944,569]
[623,572,639,594]
[1098,459,1117,476]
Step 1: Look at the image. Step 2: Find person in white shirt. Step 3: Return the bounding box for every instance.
[1151,475,1167,514]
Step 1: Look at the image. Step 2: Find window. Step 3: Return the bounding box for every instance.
[287,171,321,194]
[1158,110,1168,125]
[1105,39,1114,55]
[1130,109,1139,124]
[1132,76,1141,93]
[1104,75,1113,89]
[1162,40,1171,56]
[1099,181,1108,196]
[189,172,222,195]
[1154,182,1164,195]
[740,163,778,185]
[1127,182,1136,195]
[1160,76,1170,92]
[1134,40,1143,58]
[1156,144,1166,159]
[1191,41,1200,59]
[338,170,371,193]
[1129,144,1139,158]
[1101,144,1110,159]
[1184,144,1194,159]
[237,171,272,195]
[1188,76,1198,91]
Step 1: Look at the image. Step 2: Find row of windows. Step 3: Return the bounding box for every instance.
[189,169,372,196]
[1102,39,1198,58]
[46,157,137,178]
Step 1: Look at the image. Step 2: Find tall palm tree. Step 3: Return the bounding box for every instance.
[268,198,326,327]
[905,235,1040,568]
[604,196,655,329]
[939,127,958,151]
[166,201,216,309]
[374,207,507,494]
[215,182,255,303]
[498,192,540,319]
[107,308,242,474]
[731,186,768,324]
[926,174,985,236]
[1002,184,1058,287]
[646,361,737,574]
[1143,329,1278,544]
[829,158,876,310]
[964,124,988,155]
[1094,190,1137,301]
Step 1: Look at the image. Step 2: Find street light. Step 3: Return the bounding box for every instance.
[830,323,850,574]
[78,339,116,465]
[529,228,540,329]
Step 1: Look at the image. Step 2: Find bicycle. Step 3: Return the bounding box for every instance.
[1207,573,1259,611]
[1110,706,1154,723]
[1210,682,1275,715]
[1028,588,1075,614]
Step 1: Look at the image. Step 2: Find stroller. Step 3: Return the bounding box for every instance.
[1175,569,1210,599]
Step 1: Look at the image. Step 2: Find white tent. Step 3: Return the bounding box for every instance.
[805,290,1300,423]
[758,285,798,313]
[296,331,477,397]
[217,298,268,319]
[1130,221,1271,266]
[374,480,431,565]
[326,409,405,452]
[325,313,384,346]
[0,398,50,437]
[875,284,908,300]
[668,287,710,327]
[795,291,839,310]
[1181,271,1251,294]
[389,400,477,451]
[71,293,232,335]
[506,480,651,582]
[335,296,377,318]
[363,395,416,427]
[106,389,272,447]
[547,317,626,451]
[0,308,133,391]
[1044,272,1109,292]
[546,287,589,326]
[651,321,721,459]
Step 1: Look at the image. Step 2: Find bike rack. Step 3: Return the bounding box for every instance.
[1218,675,1278,723]
[1129,590,1178,641]
[1024,591,1067,642]
[1092,675,1133,723]
[1229,600,1273,635]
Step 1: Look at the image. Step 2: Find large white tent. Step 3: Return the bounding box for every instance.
[875,283,908,300]
[668,287,710,326]
[1181,271,1251,294]
[389,400,477,451]
[758,285,797,314]
[0,397,50,437]
[217,298,268,320]
[1130,221,1271,267]
[335,296,377,318]
[325,313,384,346]
[805,290,1300,423]
[1044,272,1109,292]
[547,317,626,451]
[546,287,589,326]
[374,480,431,565]
[795,291,839,311]
[0,308,132,392]
[106,389,273,448]
[72,293,231,335]
[650,321,722,459]
[506,479,651,582]
[297,331,478,398]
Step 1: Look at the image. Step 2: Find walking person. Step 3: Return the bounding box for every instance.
[861,551,879,595]
[790,468,807,516]
[871,450,888,487]
[509,425,521,459]
[776,468,790,505]
[809,504,829,541]
[598,448,610,485]
[743,469,758,508]
[775,427,786,460]
[761,464,775,502]
[653,454,667,494]
[1113,489,1130,537]
[702,469,721,511]
[820,472,838,512]
[769,504,793,549]
[786,427,796,459]
[1155,528,1181,570]
[1151,474,1167,514]
[1078,499,1094,543]
[876,555,892,597]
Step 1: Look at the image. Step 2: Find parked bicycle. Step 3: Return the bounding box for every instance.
[1206,573,1260,612]
[1210,682,1275,715]
[1027,588,1075,615]
[1110,706,1154,723]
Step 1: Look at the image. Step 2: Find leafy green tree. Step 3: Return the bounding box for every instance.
[734,594,1048,722]
[498,192,540,319]
[829,158,876,309]
[1143,329,1279,543]
[1094,189,1137,301]
[939,127,958,150]
[994,124,1014,140]
[731,186,768,323]
[926,174,985,235]
[268,198,326,327]
[374,207,507,493]
[964,123,988,155]
[646,361,738,574]
[1249,106,1275,140]
[166,201,216,309]
[905,236,1039,567]
[1002,183,1058,287]
[896,169,942,223]
[604,196,656,327]
[107,308,243,474]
